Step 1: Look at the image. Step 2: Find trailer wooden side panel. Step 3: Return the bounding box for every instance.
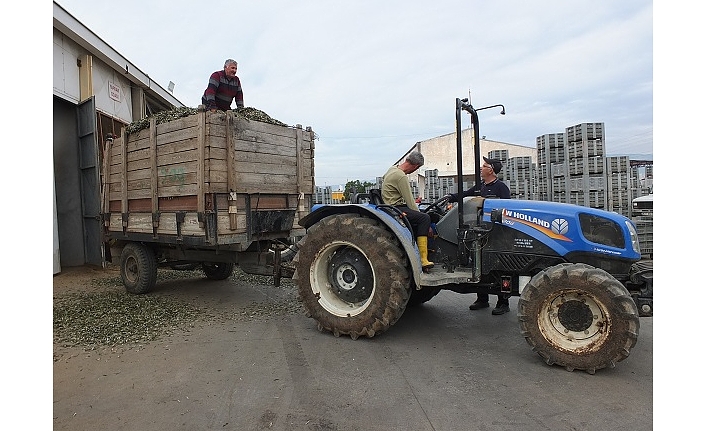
[102,109,315,247]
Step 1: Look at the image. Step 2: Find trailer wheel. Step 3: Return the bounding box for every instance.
[169,263,200,271]
[293,214,411,339]
[202,262,234,280]
[120,243,157,294]
[518,263,640,374]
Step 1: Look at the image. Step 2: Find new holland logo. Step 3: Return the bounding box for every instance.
[503,210,571,242]
[551,218,569,235]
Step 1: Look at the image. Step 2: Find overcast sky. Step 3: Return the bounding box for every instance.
[54,0,654,187]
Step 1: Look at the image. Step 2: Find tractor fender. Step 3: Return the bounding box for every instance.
[298,204,423,287]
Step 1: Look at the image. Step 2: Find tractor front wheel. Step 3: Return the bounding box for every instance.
[518,263,640,374]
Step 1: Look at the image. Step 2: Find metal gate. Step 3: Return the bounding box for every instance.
[77,97,104,266]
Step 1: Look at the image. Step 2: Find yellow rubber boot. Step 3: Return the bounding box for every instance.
[416,236,434,271]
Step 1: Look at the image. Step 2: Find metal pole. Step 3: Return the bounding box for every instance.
[455,98,467,267]
[471,106,481,187]
[455,98,465,229]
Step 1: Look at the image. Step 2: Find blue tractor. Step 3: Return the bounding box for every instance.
[292,98,653,374]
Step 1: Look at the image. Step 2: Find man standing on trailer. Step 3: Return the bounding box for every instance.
[202,59,244,112]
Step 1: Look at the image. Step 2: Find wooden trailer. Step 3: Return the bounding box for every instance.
[101,108,315,292]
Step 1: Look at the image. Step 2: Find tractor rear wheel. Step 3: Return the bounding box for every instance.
[293,214,411,339]
[518,263,640,374]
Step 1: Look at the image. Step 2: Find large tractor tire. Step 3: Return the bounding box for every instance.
[518,263,640,374]
[293,214,411,339]
[202,262,234,280]
[120,243,157,294]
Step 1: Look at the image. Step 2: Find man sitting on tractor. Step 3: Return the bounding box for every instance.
[381,151,434,272]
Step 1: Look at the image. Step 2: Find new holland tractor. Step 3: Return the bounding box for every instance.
[292,98,653,374]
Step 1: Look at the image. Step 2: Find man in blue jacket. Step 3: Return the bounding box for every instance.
[446,156,512,314]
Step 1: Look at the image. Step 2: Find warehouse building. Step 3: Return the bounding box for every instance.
[53,1,183,274]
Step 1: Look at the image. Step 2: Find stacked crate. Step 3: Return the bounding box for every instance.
[564,123,606,209]
[550,160,567,203]
[424,169,441,200]
[644,164,654,191]
[439,176,455,198]
[424,170,456,200]
[535,133,566,202]
[634,218,653,258]
[506,156,534,200]
[606,156,631,216]
[630,165,653,200]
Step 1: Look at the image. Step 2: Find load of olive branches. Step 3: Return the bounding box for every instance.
[125,106,288,135]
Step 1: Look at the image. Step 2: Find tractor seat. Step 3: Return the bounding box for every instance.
[353,188,384,205]
[369,189,384,205]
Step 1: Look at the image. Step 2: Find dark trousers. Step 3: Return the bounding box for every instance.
[395,206,431,237]
[477,293,509,306]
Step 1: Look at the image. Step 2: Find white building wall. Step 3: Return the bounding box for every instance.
[416,128,536,178]
[92,61,134,124]
[53,27,134,123]
[53,27,81,103]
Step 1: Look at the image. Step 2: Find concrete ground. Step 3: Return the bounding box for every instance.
[52,265,653,431]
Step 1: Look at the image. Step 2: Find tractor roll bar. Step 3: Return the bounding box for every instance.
[454,97,505,265]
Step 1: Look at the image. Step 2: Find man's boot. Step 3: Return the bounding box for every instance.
[416,236,434,272]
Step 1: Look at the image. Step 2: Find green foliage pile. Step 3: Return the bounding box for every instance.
[125,106,199,134]
[125,106,288,135]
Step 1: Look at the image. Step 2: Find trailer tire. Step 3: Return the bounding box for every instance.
[120,243,157,294]
[202,262,234,280]
[293,214,411,339]
[518,263,640,374]
[279,243,299,263]
[407,287,441,307]
[169,263,200,271]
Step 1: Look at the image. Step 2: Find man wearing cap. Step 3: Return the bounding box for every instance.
[445,156,512,314]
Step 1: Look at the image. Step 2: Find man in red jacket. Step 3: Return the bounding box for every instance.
[201,59,244,111]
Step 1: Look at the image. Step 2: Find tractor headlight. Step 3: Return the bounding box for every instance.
[625,220,641,254]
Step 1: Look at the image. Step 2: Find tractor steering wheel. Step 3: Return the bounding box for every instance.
[422,195,452,217]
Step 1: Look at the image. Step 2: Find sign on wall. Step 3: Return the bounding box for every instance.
[108,81,121,102]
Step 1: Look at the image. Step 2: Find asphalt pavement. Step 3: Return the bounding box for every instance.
[52,267,653,431]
